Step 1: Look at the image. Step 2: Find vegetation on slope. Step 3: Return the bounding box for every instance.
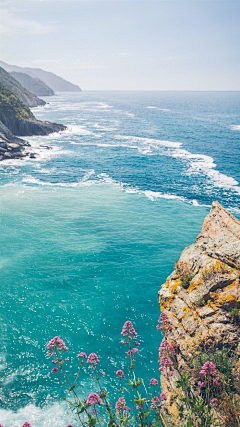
[10,71,55,96]
[0,82,35,121]
[0,66,45,107]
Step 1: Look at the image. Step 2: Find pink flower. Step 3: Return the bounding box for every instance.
[89,409,98,414]
[87,353,100,370]
[198,381,205,387]
[47,336,68,356]
[199,361,217,377]
[87,393,103,406]
[121,321,137,340]
[151,396,161,410]
[159,339,175,358]
[156,312,173,335]
[213,376,220,386]
[67,425,73,427]
[101,371,106,376]
[211,398,218,404]
[22,424,32,427]
[116,369,125,378]
[78,352,87,359]
[115,397,128,414]
[51,367,59,373]
[150,378,158,386]
[160,393,167,401]
[133,348,138,353]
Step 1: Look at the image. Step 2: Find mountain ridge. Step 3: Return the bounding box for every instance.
[10,71,55,96]
[0,61,82,92]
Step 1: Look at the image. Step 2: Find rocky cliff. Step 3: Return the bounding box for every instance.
[0,66,45,108]
[159,201,240,424]
[0,120,31,161]
[0,82,66,137]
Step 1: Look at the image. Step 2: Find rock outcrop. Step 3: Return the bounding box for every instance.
[0,120,30,161]
[159,201,240,424]
[0,82,66,137]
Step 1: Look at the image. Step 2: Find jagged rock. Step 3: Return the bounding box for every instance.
[159,201,240,425]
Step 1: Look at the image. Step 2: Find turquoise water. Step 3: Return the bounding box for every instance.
[0,91,239,426]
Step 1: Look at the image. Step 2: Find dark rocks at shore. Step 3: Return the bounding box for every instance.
[0,111,66,137]
[0,120,30,161]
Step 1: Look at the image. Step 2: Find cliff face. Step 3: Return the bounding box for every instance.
[0,120,30,161]
[0,66,45,108]
[159,201,240,424]
[0,82,66,137]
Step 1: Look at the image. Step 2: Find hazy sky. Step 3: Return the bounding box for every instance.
[1,0,240,90]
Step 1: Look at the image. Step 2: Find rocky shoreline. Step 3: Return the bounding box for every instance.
[0,119,66,161]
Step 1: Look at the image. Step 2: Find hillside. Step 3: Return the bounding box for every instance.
[0,82,66,138]
[10,71,55,96]
[0,66,45,108]
[0,61,82,92]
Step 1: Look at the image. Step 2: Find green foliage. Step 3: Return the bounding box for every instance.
[0,82,34,120]
[0,66,43,107]
[181,273,195,289]
[229,308,240,325]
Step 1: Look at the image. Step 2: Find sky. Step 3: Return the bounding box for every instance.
[0,0,240,90]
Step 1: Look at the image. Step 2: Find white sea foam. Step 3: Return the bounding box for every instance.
[171,148,240,192]
[230,125,240,130]
[146,106,171,112]
[115,135,181,148]
[0,402,74,427]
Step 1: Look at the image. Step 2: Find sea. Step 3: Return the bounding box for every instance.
[0,91,239,426]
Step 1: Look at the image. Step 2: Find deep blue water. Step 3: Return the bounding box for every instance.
[0,91,239,426]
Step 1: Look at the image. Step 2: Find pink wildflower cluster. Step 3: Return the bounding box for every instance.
[159,339,175,358]
[87,353,100,370]
[150,378,158,386]
[47,336,69,356]
[22,424,32,427]
[121,321,137,342]
[78,352,87,362]
[199,361,220,387]
[156,312,173,336]
[150,396,161,410]
[116,369,125,378]
[87,392,103,406]
[158,339,175,376]
[115,397,130,414]
[151,393,167,410]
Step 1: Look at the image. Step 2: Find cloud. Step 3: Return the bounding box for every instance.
[0,4,56,35]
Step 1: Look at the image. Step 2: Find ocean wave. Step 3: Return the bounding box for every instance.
[114,135,181,148]
[146,106,171,112]
[171,148,240,193]
[0,402,74,427]
[230,125,240,131]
